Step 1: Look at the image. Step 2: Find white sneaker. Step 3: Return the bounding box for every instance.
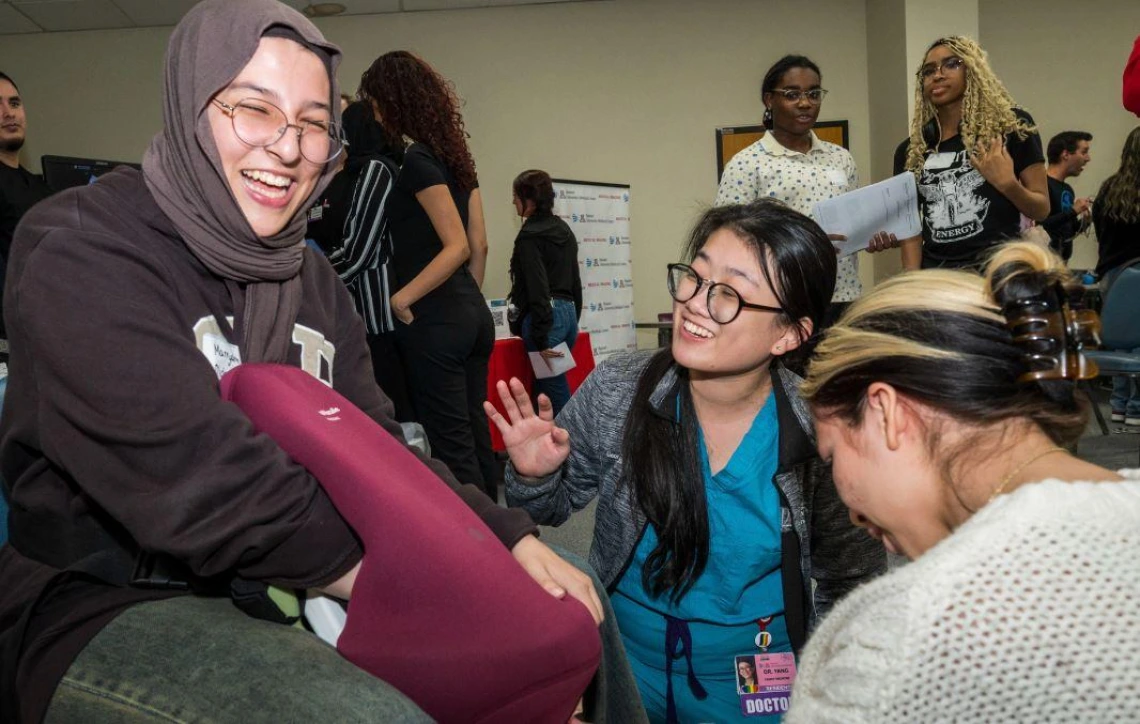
[1112,411,1126,422]
[1127,417,1140,427]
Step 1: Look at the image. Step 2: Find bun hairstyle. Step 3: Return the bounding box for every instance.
[803,242,1090,448]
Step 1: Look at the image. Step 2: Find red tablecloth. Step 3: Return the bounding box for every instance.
[486,332,596,452]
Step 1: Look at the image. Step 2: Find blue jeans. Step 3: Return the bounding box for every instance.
[44,595,432,723]
[1111,375,1140,417]
[521,299,579,417]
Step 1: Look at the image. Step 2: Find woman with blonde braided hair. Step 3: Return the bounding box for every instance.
[785,241,1139,722]
[894,36,1049,271]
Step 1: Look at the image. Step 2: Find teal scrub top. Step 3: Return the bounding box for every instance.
[612,393,791,722]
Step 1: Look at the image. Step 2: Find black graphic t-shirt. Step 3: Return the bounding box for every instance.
[894,109,1044,269]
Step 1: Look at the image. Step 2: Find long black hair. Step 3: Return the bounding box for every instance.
[623,200,836,602]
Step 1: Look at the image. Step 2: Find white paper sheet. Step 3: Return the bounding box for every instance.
[528,341,577,379]
[812,172,921,257]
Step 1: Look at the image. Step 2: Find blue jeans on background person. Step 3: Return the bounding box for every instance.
[1111,372,1140,422]
[521,299,579,418]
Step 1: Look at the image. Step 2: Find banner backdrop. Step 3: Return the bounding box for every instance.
[552,180,634,362]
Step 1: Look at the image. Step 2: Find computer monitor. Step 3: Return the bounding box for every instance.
[40,155,142,193]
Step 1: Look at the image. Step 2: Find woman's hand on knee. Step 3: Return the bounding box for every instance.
[511,535,604,625]
[484,378,570,478]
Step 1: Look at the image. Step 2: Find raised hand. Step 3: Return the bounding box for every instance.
[483,378,571,478]
[971,137,1015,190]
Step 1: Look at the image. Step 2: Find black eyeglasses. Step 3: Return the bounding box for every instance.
[212,97,346,164]
[667,263,783,324]
[918,56,965,80]
[770,88,828,104]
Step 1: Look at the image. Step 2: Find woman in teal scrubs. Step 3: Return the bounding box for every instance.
[492,200,886,723]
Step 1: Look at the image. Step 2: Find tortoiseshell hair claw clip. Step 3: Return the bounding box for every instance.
[1003,282,1101,383]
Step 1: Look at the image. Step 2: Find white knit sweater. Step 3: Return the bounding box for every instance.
[787,474,1140,723]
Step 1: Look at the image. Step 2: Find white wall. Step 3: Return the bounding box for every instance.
[865,0,910,281]
[0,0,874,343]
[980,0,1140,273]
[3,0,1138,316]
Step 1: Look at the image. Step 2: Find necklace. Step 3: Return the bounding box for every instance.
[988,446,1066,503]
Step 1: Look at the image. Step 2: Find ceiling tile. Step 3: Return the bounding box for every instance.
[280,0,401,16]
[401,0,489,8]
[0,3,43,34]
[402,0,583,9]
[110,0,200,28]
[0,0,592,35]
[10,0,132,32]
[338,0,402,13]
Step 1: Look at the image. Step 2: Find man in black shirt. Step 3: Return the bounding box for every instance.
[0,72,51,343]
[1040,131,1093,262]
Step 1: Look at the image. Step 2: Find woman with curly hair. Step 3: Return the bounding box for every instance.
[1093,126,1140,425]
[894,36,1049,271]
[360,51,498,498]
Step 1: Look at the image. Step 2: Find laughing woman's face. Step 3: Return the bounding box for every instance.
[207,36,331,237]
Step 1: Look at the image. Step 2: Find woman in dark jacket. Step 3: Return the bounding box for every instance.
[507,169,582,416]
[0,4,606,720]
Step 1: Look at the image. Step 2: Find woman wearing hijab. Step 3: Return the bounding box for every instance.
[0,1,603,721]
[305,100,395,257]
[312,100,414,420]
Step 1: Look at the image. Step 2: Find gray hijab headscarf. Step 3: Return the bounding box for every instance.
[142,0,342,363]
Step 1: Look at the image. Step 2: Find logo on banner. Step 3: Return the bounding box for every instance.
[623,193,629,202]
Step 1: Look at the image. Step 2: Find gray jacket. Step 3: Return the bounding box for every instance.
[505,350,885,651]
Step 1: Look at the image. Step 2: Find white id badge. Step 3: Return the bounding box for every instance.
[825,169,848,186]
[924,152,957,171]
